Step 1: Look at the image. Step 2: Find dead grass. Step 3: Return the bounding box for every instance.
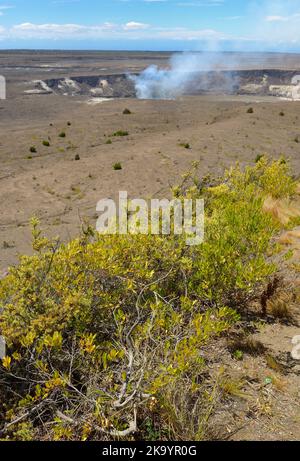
[263,196,300,226]
[269,374,287,392]
[219,376,247,399]
[265,354,285,374]
[279,230,300,248]
[229,336,266,357]
[253,393,274,417]
[267,290,294,319]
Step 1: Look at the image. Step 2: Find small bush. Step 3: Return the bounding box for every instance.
[106,139,112,145]
[233,350,244,361]
[113,130,129,137]
[29,146,37,154]
[279,111,285,117]
[247,107,254,114]
[113,162,122,170]
[123,108,131,115]
[2,241,14,249]
[42,141,50,147]
[74,154,80,161]
[59,132,66,138]
[179,142,191,149]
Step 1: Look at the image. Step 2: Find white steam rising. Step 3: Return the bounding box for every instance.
[131,65,185,100]
[130,54,202,99]
[130,52,236,100]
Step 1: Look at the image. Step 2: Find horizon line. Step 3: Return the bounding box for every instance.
[1,49,300,55]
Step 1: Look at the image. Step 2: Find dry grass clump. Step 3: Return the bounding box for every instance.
[260,275,295,320]
[265,355,285,374]
[263,197,300,226]
[279,229,300,248]
[229,336,266,357]
[266,290,294,319]
[219,376,246,399]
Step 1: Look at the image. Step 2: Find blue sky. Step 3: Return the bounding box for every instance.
[1,0,300,51]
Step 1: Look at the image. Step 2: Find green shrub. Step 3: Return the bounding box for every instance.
[179,142,191,149]
[59,132,66,138]
[247,107,254,114]
[0,159,295,441]
[256,157,296,198]
[29,146,37,154]
[225,156,296,199]
[113,130,129,137]
[123,108,131,115]
[42,140,50,147]
[113,162,122,170]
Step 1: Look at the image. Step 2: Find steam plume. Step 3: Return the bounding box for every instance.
[130,52,237,100]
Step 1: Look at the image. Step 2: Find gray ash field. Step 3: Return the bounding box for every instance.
[1,50,300,270]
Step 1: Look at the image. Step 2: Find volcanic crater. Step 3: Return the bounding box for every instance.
[24,69,300,100]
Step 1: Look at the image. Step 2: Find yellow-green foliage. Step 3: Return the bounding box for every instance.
[226,156,297,199]
[0,158,295,441]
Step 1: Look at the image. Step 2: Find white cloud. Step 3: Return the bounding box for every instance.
[266,15,288,22]
[123,21,150,30]
[244,1,300,46]
[0,4,13,16]
[2,1,300,48]
[0,21,230,42]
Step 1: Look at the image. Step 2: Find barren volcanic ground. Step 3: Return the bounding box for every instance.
[0,51,300,271]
